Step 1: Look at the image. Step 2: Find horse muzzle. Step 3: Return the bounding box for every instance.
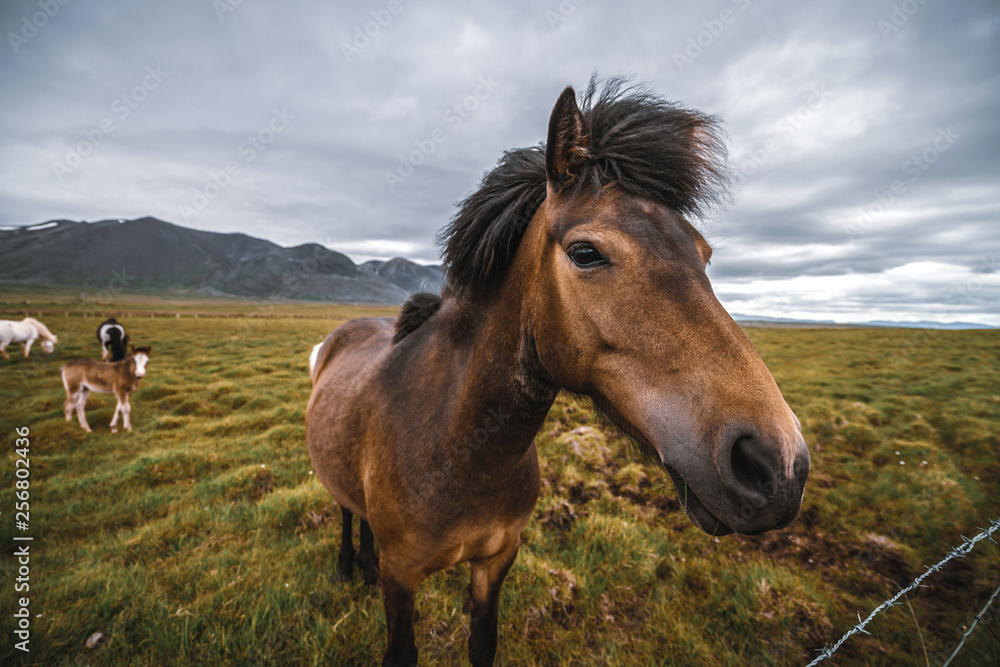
[666,424,810,536]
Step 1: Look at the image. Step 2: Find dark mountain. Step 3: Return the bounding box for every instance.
[0,217,442,303]
[361,257,443,294]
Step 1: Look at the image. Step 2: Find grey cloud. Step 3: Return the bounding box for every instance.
[1,0,997,323]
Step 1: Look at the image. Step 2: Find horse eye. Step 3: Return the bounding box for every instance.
[568,243,606,268]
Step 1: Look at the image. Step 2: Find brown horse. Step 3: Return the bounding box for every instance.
[61,346,152,433]
[306,77,809,666]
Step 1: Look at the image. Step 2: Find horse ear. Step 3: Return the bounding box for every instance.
[130,345,136,354]
[546,86,590,190]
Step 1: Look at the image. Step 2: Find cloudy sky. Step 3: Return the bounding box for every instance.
[1,0,998,324]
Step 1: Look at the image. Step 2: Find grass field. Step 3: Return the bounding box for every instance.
[1,295,998,666]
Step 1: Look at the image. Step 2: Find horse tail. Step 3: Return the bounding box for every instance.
[393,293,443,344]
[107,328,128,361]
[308,342,324,384]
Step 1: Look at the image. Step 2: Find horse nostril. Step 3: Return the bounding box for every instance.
[793,446,810,487]
[729,435,777,499]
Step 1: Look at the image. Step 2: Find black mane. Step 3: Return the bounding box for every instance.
[437,76,730,297]
[393,292,443,344]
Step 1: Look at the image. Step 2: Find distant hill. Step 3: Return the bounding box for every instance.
[730,313,838,326]
[361,257,443,294]
[858,319,996,330]
[0,217,443,303]
[730,313,996,330]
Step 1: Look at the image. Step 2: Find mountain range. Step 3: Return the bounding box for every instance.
[0,217,442,303]
[1,217,994,328]
[729,313,996,330]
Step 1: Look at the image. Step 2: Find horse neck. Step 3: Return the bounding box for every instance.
[120,358,142,386]
[26,318,52,339]
[431,283,558,458]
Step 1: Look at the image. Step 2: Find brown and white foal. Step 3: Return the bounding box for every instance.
[61,346,152,433]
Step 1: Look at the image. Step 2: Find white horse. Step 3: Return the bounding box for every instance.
[0,317,58,359]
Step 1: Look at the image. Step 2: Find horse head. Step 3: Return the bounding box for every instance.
[130,345,152,377]
[519,82,809,535]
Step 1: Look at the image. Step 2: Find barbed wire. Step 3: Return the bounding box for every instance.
[941,581,1000,666]
[804,517,1000,666]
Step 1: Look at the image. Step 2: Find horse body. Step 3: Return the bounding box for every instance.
[307,78,810,666]
[97,318,130,361]
[61,347,151,433]
[308,309,547,555]
[0,317,57,359]
[310,305,550,665]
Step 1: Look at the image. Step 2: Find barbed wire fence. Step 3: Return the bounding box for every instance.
[805,517,1000,666]
[942,581,1000,666]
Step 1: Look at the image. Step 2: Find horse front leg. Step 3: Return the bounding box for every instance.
[0,342,9,359]
[467,541,520,667]
[110,396,123,433]
[379,560,420,667]
[337,506,355,580]
[358,519,379,586]
[22,339,33,357]
[121,395,133,432]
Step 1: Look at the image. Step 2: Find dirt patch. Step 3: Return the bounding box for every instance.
[248,468,274,500]
[924,553,977,611]
[521,567,580,640]
[608,476,680,513]
[566,480,602,505]
[298,504,337,532]
[733,508,913,590]
[537,499,582,532]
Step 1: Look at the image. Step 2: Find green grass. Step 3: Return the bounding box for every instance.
[1,302,998,665]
